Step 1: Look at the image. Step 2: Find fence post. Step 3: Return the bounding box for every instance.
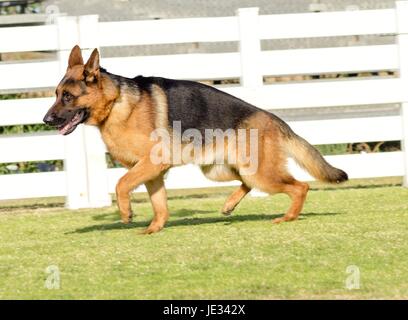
[78,15,112,207]
[396,1,408,187]
[237,7,263,88]
[56,16,90,208]
[237,8,266,197]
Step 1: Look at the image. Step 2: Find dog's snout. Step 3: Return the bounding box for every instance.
[43,111,64,126]
[43,112,56,125]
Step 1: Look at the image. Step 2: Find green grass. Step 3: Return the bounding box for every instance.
[0,179,407,299]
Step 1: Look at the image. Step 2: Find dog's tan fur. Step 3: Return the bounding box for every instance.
[44,46,348,234]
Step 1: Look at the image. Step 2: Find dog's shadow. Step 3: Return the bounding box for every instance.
[69,210,342,234]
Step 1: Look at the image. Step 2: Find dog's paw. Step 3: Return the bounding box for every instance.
[120,211,133,224]
[221,203,235,216]
[221,208,233,216]
[272,217,285,224]
[142,223,164,235]
[272,216,297,224]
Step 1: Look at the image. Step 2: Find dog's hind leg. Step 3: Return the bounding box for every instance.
[199,165,248,215]
[239,150,309,224]
[221,183,251,216]
[144,174,169,234]
[243,174,309,223]
[270,180,309,224]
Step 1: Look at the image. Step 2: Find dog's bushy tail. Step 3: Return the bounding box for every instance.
[284,132,348,184]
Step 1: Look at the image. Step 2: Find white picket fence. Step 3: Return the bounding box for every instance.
[0,2,408,208]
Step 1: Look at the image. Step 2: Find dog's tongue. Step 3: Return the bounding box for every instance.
[58,112,82,135]
[58,122,75,135]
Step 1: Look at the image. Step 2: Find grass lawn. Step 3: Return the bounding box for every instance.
[0,178,407,299]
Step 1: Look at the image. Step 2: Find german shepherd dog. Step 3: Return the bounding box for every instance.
[43,46,348,234]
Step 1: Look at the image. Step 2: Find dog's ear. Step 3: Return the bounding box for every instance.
[68,45,84,69]
[84,48,100,84]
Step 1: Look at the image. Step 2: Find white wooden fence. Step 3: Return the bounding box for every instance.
[1,2,408,208]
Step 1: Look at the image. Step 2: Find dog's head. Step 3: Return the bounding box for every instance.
[43,45,117,135]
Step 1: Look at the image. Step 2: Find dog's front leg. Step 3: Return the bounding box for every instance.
[115,158,164,225]
[144,174,169,234]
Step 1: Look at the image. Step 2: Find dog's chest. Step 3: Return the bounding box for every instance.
[100,125,140,168]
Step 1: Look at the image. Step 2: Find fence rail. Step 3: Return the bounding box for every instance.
[0,2,408,207]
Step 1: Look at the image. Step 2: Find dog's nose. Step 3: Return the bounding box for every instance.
[43,113,55,125]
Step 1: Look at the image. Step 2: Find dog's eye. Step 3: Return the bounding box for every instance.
[62,91,74,103]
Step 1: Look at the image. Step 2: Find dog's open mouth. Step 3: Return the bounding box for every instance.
[56,108,89,135]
